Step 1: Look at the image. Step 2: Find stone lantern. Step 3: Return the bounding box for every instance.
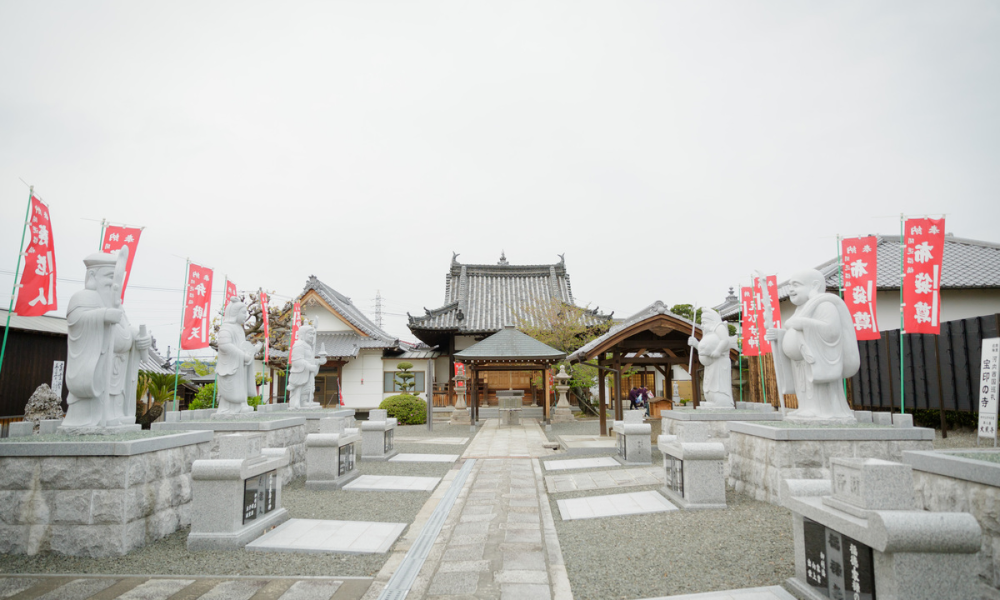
[449,372,471,424]
[552,365,575,423]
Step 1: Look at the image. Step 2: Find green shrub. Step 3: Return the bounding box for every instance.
[248,395,264,410]
[379,394,426,425]
[189,383,216,410]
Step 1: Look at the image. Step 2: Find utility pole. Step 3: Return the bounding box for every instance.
[375,290,383,329]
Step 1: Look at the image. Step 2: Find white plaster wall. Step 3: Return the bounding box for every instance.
[302,305,354,333]
[434,356,449,384]
[383,358,429,402]
[778,288,1000,331]
[455,335,478,351]
[340,349,386,409]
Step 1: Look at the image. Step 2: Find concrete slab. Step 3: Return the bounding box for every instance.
[34,578,119,600]
[389,453,460,463]
[343,474,441,492]
[545,466,663,493]
[116,579,194,600]
[637,585,798,599]
[393,436,469,445]
[276,580,344,600]
[556,490,676,520]
[246,518,406,554]
[543,456,620,471]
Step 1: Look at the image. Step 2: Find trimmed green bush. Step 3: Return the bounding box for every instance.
[379,394,427,425]
[189,383,216,410]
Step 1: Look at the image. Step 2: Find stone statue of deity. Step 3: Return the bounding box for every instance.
[216,299,257,414]
[62,250,151,433]
[288,324,326,409]
[687,308,736,409]
[764,269,860,424]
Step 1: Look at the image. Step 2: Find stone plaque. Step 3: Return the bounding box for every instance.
[384,429,394,453]
[339,442,355,476]
[51,360,65,397]
[617,432,626,460]
[667,456,684,497]
[803,517,875,600]
[243,469,278,524]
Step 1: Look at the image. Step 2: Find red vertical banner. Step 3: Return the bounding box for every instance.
[181,263,213,350]
[14,196,57,316]
[752,275,780,354]
[101,225,142,303]
[260,291,270,363]
[224,280,237,308]
[740,286,759,356]
[903,218,946,334]
[841,236,880,340]
[287,302,301,360]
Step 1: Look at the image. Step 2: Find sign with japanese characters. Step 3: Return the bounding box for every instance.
[14,196,57,316]
[51,360,65,397]
[339,443,356,476]
[617,431,627,459]
[180,262,213,350]
[902,218,945,335]
[101,225,142,303]
[383,429,394,453]
[977,338,1000,442]
[740,286,760,356]
[841,236,880,341]
[224,280,237,308]
[242,469,277,524]
[804,517,875,600]
[260,291,270,363]
[751,274,781,355]
[667,456,684,497]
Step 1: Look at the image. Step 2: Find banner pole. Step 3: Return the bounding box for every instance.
[173,259,189,412]
[98,219,106,251]
[212,275,227,409]
[899,215,905,414]
[0,187,35,384]
[753,275,768,407]
[837,236,849,401]
[738,314,743,405]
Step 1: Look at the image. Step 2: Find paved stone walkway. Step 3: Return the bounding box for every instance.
[0,575,371,600]
[462,418,554,459]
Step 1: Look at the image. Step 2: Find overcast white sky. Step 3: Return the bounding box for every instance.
[2,1,998,360]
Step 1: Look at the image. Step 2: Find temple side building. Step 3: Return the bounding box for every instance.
[407,253,612,405]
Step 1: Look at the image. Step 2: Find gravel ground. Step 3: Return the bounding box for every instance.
[934,427,980,449]
[549,486,794,600]
[0,437,469,578]
[395,423,474,437]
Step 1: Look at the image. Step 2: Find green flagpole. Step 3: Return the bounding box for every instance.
[738,314,744,405]
[212,276,228,409]
[98,219,106,250]
[899,215,905,414]
[0,187,35,384]
[283,302,295,405]
[837,235,848,400]
[172,259,189,413]
[753,275,768,407]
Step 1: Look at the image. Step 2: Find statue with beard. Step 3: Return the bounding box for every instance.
[61,250,150,433]
[216,299,257,415]
[687,308,737,409]
[287,324,326,409]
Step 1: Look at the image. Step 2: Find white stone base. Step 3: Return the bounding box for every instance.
[728,423,934,505]
[55,423,141,435]
[551,407,575,423]
[449,408,471,425]
[187,507,290,551]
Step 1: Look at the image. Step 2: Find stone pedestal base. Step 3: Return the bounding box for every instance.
[56,423,142,435]
[0,430,212,557]
[450,408,471,425]
[551,407,575,423]
[728,422,934,505]
[662,409,784,480]
[499,408,521,426]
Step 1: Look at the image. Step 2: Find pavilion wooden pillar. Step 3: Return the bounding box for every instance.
[598,364,607,436]
[691,348,701,408]
[543,366,550,421]
[613,352,623,420]
[470,364,478,423]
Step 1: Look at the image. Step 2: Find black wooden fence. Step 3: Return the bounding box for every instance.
[851,313,1000,412]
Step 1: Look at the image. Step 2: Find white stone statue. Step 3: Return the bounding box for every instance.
[62,250,151,433]
[687,308,736,409]
[216,299,257,414]
[288,324,326,409]
[764,269,860,424]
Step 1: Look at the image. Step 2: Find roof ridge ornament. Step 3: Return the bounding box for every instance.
[451,252,460,266]
[498,251,508,265]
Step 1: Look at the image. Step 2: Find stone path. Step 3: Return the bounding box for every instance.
[388,453,459,463]
[246,519,406,554]
[640,585,797,599]
[542,456,620,471]
[462,418,555,459]
[0,576,371,600]
[556,489,676,520]
[342,475,441,491]
[544,465,664,493]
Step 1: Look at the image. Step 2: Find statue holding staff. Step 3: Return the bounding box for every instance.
[687,307,737,409]
[763,268,860,424]
[216,298,257,414]
[287,324,326,409]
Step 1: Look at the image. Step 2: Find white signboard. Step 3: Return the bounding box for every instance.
[977,338,1000,443]
[51,360,65,397]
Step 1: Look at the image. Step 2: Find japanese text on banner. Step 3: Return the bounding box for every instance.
[753,274,781,354]
[14,196,57,316]
[740,286,759,356]
[978,338,1000,441]
[225,280,237,308]
[101,225,142,303]
[841,236,880,341]
[181,263,213,350]
[902,218,945,334]
[260,291,270,363]
[287,302,301,359]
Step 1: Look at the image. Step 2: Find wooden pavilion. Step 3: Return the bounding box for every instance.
[568,301,737,436]
[454,325,566,423]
